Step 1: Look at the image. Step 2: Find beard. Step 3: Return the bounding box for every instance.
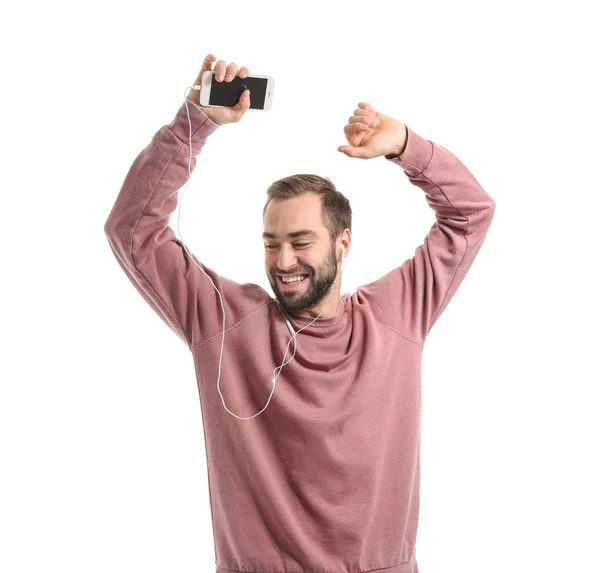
[268,241,339,315]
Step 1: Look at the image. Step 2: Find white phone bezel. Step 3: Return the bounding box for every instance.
[199,70,273,111]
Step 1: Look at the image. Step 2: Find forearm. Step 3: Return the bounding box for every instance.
[104,100,219,240]
[386,126,495,239]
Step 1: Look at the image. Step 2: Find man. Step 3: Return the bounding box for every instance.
[104,53,495,573]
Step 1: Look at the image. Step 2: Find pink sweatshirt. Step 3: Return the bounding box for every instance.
[104,99,495,573]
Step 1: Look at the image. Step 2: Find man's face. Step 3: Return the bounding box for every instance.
[263,193,339,315]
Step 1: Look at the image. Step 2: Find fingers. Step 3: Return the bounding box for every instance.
[202,54,216,70]
[345,122,370,135]
[214,60,250,82]
[348,103,379,128]
[353,109,378,121]
[197,54,250,90]
[358,102,377,114]
[339,102,381,159]
[348,113,379,128]
[226,63,238,78]
[194,53,217,84]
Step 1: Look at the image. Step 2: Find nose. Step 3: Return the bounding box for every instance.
[276,245,298,272]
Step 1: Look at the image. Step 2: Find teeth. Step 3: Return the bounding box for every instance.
[282,275,307,283]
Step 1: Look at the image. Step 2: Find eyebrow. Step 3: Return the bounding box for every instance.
[262,229,319,240]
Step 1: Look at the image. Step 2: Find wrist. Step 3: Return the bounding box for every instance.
[385,125,408,159]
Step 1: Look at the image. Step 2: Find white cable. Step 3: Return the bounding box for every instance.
[172,86,343,420]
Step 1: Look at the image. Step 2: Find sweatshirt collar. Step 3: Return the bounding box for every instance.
[279,294,349,330]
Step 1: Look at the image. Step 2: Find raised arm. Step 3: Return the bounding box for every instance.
[103,55,256,350]
[339,102,496,345]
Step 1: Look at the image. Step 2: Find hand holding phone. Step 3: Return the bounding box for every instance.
[187,54,253,126]
[199,67,274,113]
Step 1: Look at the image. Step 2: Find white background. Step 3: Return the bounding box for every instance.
[2,0,599,571]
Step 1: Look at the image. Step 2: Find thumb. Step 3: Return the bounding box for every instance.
[235,89,251,111]
[338,145,370,159]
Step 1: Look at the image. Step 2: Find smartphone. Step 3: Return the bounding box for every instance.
[200,70,274,111]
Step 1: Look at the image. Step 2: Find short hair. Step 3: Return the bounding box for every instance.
[262,174,352,244]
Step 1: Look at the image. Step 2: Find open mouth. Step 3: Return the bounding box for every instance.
[277,274,310,288]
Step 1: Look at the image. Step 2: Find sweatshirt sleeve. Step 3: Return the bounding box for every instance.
[103,99,269,351]
[357,126,496,346]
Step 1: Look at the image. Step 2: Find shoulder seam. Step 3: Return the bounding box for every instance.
[372,318,424,349]
[189,299,275,352]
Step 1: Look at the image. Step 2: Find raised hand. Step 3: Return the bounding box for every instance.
[338,102,408,160]
[187,53,251,126]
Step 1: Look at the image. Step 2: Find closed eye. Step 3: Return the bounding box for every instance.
[265,243,310,249]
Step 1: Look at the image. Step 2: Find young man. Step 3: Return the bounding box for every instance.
[104,54,495,573]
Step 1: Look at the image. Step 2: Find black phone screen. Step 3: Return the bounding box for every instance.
[208,73,268,110]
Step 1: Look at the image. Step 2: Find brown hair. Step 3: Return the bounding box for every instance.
[262,174,352,245]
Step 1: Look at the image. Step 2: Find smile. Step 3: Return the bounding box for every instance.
[278,274,309,286]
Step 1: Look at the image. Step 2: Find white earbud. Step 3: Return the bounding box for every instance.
[341,245,345,259]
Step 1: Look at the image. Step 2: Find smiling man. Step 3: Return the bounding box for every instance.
[262,183,351,319]
[104,54,496,573]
